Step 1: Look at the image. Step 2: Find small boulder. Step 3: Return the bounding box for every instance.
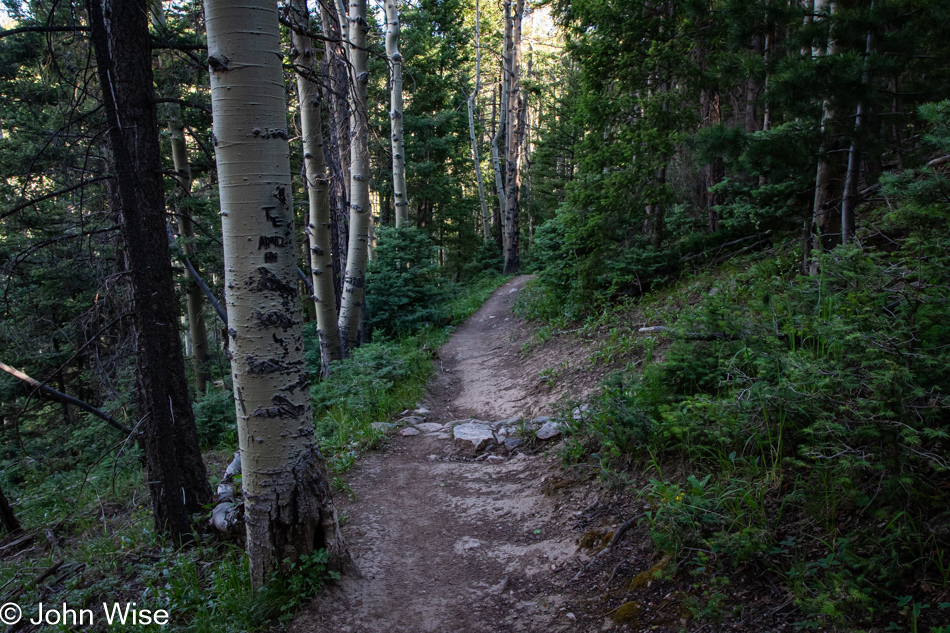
[397,415,424,426]
[571,404,591,421]
[453,422,496,453]
[400,427,420,437]
[371,422,395,433]
[503,437,525,452]
[413,407,432,416]
[415,422,443,433]
[529,416,551,429]
[536,421,563,441]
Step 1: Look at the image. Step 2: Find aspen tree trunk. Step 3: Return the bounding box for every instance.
[204,0,351,585]
[319,0,349,309]
[811,0,840,261]
[385,0,409,228]
[468,0,491,241]
[490,75,508,250]
[503,0,524,274]
[290,0,342,377]
[87,0,211,542]
[170,110,212,394]
[152,5,211,394]
[338,0,372,356]
[841,7,873,246]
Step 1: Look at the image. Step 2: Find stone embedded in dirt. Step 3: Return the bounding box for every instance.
[571,404,591,420]
[371,422,395,433]
[444,418,484,430]
[496,427,509,440]
[399,427,420,437]
[529,416,551,429]
[413,407,431,416]
[503,437,524,452]
[453,422,496,453]
[486,455,505,463]
[396,416,424,426]
[536,421,563,441]
[436,433,452,440]
[494,417,521,428]
[414,422,443,433]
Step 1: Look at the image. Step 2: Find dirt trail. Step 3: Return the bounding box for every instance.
[289,276,602,633]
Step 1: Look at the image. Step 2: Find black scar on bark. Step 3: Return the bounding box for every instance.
[245,355,295,375]
[280,372,310,396]
[252,394,307,418]
[250,266,298,311]
[254,309,299,331]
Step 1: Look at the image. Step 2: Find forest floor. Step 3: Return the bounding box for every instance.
[286,275,640,633]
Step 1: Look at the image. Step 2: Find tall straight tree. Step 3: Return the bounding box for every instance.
[468,0,491,241]
[338,0,372,355]
[385,0,409,228]
[204,0,351,585]
[290,0,342,376]
[85,0,211,543]
[151,5,211,394]
[503,0,525,274]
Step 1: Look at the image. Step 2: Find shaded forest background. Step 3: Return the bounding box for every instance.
[0,0,949,630]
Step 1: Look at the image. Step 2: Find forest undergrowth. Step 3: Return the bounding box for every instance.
[0,268,507,632]
[516,107,950,632]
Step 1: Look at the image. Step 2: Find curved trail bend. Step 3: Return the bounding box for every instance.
[290,275,596,633]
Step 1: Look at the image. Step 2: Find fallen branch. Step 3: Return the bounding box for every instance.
[0,361,132,434]
[571,514,639,582]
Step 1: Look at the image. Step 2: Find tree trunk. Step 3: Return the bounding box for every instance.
[204,0,352,585]
[153,4,210,394]
[811,0,840,261]
[320,0,350,308]
[503,0,524,275]
[290,0,342,377]
[0,483,20,534]
[385,0,409,228]
[491,52,508,255]
[841,6,873,246]
[468,0,490,241]
[86,0,211,543]
[337,0,372,356]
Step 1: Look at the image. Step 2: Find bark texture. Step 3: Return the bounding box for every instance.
[86,0,211,543]
[811,0,840,259]
[154,5,210,394]
[503,0,525,274]
[204,0,351,585]
[290,0,342,376]
[385,0,409,228]
[338,0,372,356]
[468,0,490,241]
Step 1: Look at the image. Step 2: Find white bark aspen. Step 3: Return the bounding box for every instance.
[811,0,838,262]
[204,0,351,586]
[504,0,524,274]
[152,4,211,393]
[491,58,509,243]
[385,0,409,228]
[841,4,873,246]
[468,0,490,241]
[338,0,372,356]
[290,0,342,376]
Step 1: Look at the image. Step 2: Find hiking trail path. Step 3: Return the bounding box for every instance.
[289,275,612,633]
